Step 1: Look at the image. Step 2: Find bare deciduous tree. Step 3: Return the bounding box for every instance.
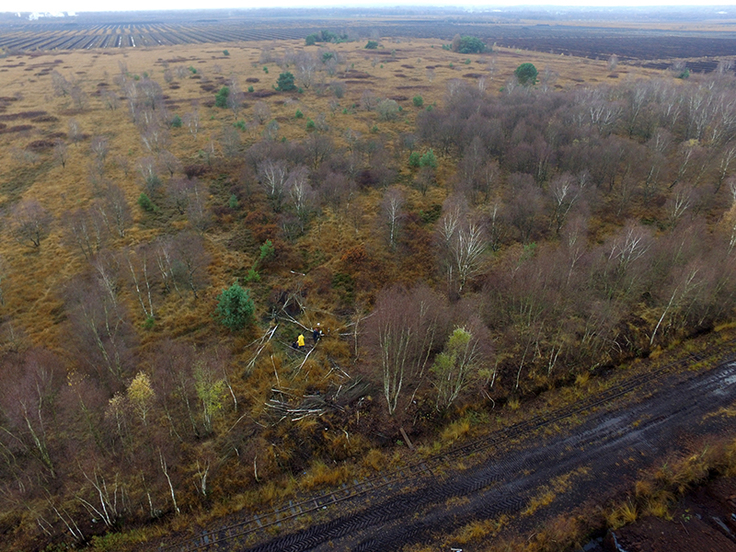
[183,108,200,138]
[9,199,51,248]
[97,183,131,238]
[252,101,271,125]
[62,207,106,260]
[53,140,68,169]
[360,89,378,111]
[607,54,618,72]
[294,51,319,89]
[437,197,488,295]
[319,171,355,212]
[287,165,315,231]
[138,157,162,195]
[219,126,242,159]
[157,151,181,178]
[505,173,544,243]
[185,181,211,233]
[0,349,65,478]
[66,268,136,381]
[548,173,582,235]
[650,259,704,345]
[304,133,332,169]
[90,136,109,165]
[154,232,210,299]
[76,462,123,528]
[597,222,654,300]
[665,185,695,229]
[122,244,159,321]
[715,142,736,193]
[0,255,7,306]
[68,118,83,145]
[365,285,450,416]
[226,80,245,118]
[140,123,170,155]
[70,84,88,110]
[381,187,405,250]
[257,158,289,211]
[51,71,71,97]
[167,177,197,214]
[137,78,165,112]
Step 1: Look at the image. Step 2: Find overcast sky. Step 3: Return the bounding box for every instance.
[5,0,731,14]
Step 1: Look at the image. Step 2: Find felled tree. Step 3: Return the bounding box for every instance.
[214,283,254,331]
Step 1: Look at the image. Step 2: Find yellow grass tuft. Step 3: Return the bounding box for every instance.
[440,417,471,443]
[300,460,350,491]
[607,499,638,529]
[574,371,590,387]
[644,490,675,520]
[522,487,556,516]
[362,448,386,472]
[453,515,508,545]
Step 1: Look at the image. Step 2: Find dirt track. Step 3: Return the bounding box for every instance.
[165,349,736,552]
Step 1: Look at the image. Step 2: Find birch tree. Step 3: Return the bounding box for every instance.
[381,187,405,250]
[258,159,289,212]
[438,199,488,295]
[9,199,51,248]
[366,286,449,416]
[431,325,487,410]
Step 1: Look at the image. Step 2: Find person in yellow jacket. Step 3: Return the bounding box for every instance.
[297,334,305,349]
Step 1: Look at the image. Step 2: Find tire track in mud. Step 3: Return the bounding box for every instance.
[336,368,736,551]
[266,362,736,552]
[165,344,736,552]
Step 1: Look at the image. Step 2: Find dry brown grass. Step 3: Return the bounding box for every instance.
[606,499,639,530]
[440,416,472,443]
[604,436,736,533]
[523,467,591,517]
[362,447,387,471]
[0,37,665,357]
[453,514,508,545]
[299,460,351,491]
[475,512,587,552]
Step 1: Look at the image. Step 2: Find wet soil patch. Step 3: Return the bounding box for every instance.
[612,478,736,552]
